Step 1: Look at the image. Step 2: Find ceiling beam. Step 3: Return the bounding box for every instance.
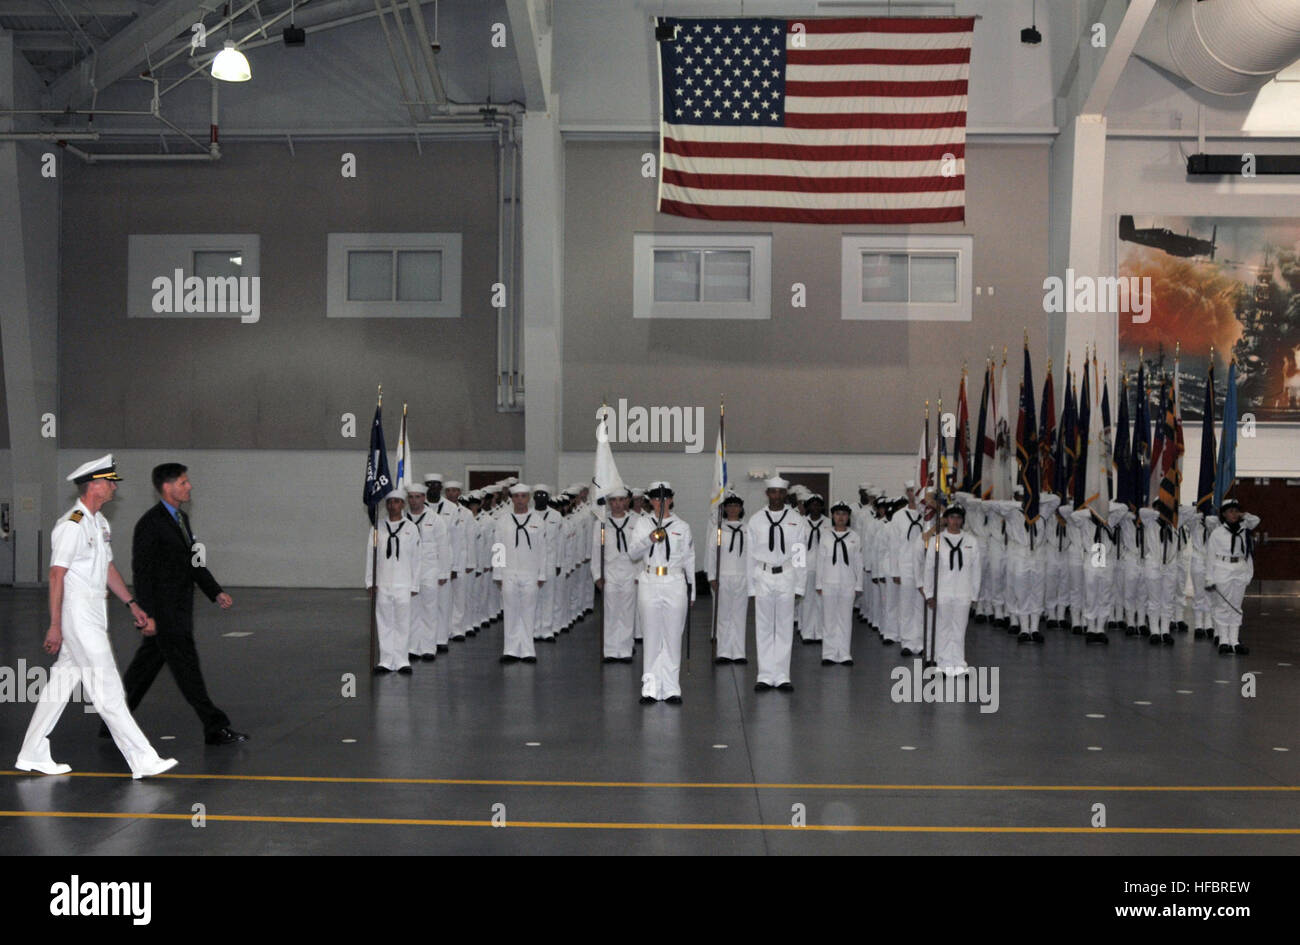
[505,0,549,111]
[1080,0,1160,117]
[46,0,219,107]
[0,0,141,14]
[13,30,80,51]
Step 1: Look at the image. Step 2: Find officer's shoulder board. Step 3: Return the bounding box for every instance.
[69,509,84,523]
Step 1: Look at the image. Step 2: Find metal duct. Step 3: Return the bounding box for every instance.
[1135,0,1300,96]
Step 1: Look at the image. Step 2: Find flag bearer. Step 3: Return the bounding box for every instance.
[405,482,448,661]
[921,504,982,676]
[592,487,639,661]
[366,487,420,674]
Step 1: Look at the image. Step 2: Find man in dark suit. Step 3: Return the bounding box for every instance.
[111,463,248,746]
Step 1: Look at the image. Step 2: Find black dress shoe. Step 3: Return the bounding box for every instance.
[665,695,683,704]
[1017,632,1032,644]
[521,655,537,663]
[1194,627,1206,638]
[451,634,466,642]
[603,656,618,664]
[922,659,937,669]
[1139,625,1151,637]
[205,727,249,746]
[437,644,449,652]
[639,695,657,705]
[842,659,854,666]
[1234,644,1250,655]
[821,659,833,666]
[1031,631,1044,643]
[499,655,518,664]
[1085,632,1106,645]
[397,666,413,675]
[1007,623,1019,634]
[714,657,729,665]
[1219,643,1233,655]
[899,647,915,658]
[1125,626,1138,636]
[882,639,896,646]
[754,682,772,692]
[1162,634,1175,646]
[733,657,748,664]
[408,652,420,661]
[973,614,987,624]
[373,666,392,675]
[1149,634,1162,646]
[803,637,819,645]
[777,682,794,692]
[421,653,437,662]
[543,636,557,643]
[1071,626,1085,635]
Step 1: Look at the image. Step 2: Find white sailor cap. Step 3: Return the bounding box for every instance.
[904,479,917,491]
[533,483,551,496]
[465,490,483,502]
[405,482,428,495]
[67,453,123,484]
[858,482,872,492]
[605,486,630,499]
[647,481,674,498]
[423,472,443,484]
[509,483,531,495]
[382,485,407,502]
[503,476,519,486]
[630,487,646,497]
[444,480,463,490]
[764,476,790,490]
[805,492,825,504]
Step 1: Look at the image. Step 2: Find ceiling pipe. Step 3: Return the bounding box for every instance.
[1135,0,1300,96]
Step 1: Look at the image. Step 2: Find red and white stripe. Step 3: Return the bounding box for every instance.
[660,17,973,224]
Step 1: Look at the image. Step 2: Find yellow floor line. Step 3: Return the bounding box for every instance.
[1,770,1297,791]
[0,809,1296,834]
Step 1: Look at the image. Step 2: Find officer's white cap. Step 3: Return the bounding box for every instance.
[67,453,122,484]
[423,472,443,484]
[509,483,531,495]
[764,476,790,490]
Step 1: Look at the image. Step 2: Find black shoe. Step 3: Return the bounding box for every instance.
[604,657,618,664]
[1162,634,1174,646]
[1219,643,1233,655]
[842,659,854,666]
[665,695,683,704]
[1194,627,1206,638]
[408,652,420,661]
[521,655,537,663]
[639,695,656,705]
[922,659,937,669]
[1031,631,1044,643]
[1149,634,1162,646]
[1234,643,1249,655]
[1105,620,1116,630]
[899,647,915,658]
[619,656,635,664]
[397,666,413,675]
[499,655,518,664]
[777,682,794,692]
[1125,626,1138,636]
[373,666,392,675]
[882,639,896,647]
[437,644,449,652]
[1017,632,1032,644]
[733,657,748,665]
[205,727,249,746]
[1071,626,1085,635]
[973,614,987,624]
[1085,632,1106,645]
[543,636,557,643]
[1176,625,1188,634]
[421,653,437,662]
[821,659,834,666]
[754,682,772,692]
[1139,626,1150,637]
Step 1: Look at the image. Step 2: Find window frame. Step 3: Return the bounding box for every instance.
[633,233,772,319]
[326,233,462,318]
[126,234,261,319]
[841,234,972,321]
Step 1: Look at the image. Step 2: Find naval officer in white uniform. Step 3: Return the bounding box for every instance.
[627,482,695,703]
[16,455,179,780]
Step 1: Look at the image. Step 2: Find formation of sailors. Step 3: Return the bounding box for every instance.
[365,472,1260,698]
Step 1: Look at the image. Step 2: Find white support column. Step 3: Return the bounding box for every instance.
[520,97,563,488]
[1060,114,1110,368]
[0,35,60,585]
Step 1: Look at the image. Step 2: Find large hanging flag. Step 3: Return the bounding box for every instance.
[1016,343,1039,520]
[363,392,392,526]
[1196,360,1217,514]
[956,368,972,492]
[655,16,975,225]
[593,404,626,503]
[708,401,728,521]
[1115,371,1134,509]
[975,361,993,498]
[1214,359,1238,508]
[1038,361,1056,495]
[994,355,1013,500]
[1132,361,1151,509]
[394,404,413,492]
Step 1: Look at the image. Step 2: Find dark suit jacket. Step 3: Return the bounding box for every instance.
[132,502,224,627]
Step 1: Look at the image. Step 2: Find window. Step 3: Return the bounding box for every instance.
[634,233,771,319]
[327,233,461,318]
[126,234,261,319]
[842,235,972,321]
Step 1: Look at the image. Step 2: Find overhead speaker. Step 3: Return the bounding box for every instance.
[283,25,305,46]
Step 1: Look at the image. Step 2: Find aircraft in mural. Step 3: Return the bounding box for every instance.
[1119,214,1217,260]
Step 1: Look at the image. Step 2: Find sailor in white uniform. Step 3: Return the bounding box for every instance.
[404,482,449,661]
[592,486,639,661]
[493,483,546,662]
[442,480,473,641]
[798,494,828,643]
[1205,498,1259,655]
[816,500,862,665]
[366,487,421,674]
[422,473,457,651]
[16,455,179,780]
[747,477,806,692]
[921,504,982,676]
[627,482,695,703]
[706,491,750,663]
[888,482,928,658]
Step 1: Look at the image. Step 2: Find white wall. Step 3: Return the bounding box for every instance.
[53,449,522,588]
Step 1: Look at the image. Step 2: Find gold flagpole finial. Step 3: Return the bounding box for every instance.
[377,384,382,406]
[1023,328,1029,347]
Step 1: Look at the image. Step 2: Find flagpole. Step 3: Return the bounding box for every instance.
[711,397,724,662]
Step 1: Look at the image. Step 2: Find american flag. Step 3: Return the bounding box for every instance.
[656,16,974,224]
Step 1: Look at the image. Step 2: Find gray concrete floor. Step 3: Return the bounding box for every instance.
[0,586,1296,854]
